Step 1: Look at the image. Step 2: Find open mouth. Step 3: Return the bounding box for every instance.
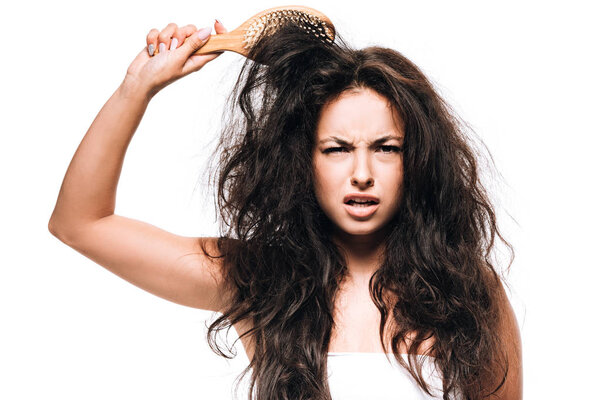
[345,200,378,207]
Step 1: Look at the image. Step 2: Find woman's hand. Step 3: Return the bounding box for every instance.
[122,20,228,99]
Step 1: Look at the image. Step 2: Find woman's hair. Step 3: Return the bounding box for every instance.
[200,24,514,400]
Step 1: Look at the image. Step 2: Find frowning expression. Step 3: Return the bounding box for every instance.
[312,87,405,238]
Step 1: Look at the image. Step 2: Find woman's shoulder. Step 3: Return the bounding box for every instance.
[485,274,523,399]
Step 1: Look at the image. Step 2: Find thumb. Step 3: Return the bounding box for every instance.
[180,27,220,76]
[180,27,213,57]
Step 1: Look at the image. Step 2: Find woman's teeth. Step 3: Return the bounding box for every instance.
[348,201,376,206]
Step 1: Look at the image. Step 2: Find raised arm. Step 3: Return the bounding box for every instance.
[48,21,232,312]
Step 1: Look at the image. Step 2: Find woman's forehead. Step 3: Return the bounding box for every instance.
[316,88,404,140]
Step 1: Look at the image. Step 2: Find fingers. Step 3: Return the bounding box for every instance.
[146,23,199,56]
[145,21,229,57]
[157,23,178,53]
[146,28,159,56]
[146,25,176,56]
[178,26,213,58]
[210,19,228,55]
[178,20,229,74]
[214,19,228,34]
[142,20,228,81]
[172,24,197,50]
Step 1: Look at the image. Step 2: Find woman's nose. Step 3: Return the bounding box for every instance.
[350,151,374,188]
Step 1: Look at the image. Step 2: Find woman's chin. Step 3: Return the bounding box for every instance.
[334,221,388,239]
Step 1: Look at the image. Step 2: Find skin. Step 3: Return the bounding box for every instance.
[312,87,405,282]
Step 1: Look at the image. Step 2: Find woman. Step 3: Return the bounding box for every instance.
[48,19,522,400]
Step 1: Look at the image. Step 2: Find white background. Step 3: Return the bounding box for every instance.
[1,0,598,398]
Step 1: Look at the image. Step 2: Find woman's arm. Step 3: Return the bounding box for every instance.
[48,80,150,228]
[48,21,233,311]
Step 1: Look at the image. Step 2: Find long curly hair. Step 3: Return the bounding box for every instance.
[200,24,514,400]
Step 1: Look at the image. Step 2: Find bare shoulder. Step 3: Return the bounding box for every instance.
[485,279,523,399]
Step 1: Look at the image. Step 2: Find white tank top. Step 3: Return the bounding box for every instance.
[236,352,449,399]
[327,352,448,399]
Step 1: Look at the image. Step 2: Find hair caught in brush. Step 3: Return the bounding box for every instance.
[199,23,514,400]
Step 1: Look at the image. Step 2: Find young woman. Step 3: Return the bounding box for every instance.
[49,19,522,400]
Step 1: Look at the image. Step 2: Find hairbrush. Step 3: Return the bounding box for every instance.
[194,5,336,59]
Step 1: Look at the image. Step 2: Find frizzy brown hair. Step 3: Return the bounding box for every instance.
[199,24,514,400]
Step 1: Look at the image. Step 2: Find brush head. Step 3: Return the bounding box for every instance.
[193,6,336,60]
[242,7,335,51]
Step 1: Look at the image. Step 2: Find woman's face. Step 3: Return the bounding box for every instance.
[312,87,405,239]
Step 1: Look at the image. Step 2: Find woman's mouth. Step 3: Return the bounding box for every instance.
[343,201,379,218]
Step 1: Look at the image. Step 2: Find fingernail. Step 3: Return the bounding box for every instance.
[215,19,221,25]
[158,42,166,53]
[197,26,212,41]
[147,44,155,56]
[169,37,178,50]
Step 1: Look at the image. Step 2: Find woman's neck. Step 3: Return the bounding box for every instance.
[332,227,389,282]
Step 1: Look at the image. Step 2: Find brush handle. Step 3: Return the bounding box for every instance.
[193,29,248,57]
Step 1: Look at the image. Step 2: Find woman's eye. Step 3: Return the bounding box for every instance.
[378,145,402,153]
[324,147,348,154]
[323,146,403,154]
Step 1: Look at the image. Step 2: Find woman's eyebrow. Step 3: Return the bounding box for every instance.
[319,135,404,145]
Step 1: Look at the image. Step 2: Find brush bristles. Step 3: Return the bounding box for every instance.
[243,9,334,50]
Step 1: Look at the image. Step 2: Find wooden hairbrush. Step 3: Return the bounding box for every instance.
[194,5,336,59]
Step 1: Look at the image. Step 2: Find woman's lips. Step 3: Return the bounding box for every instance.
[343,202,379,219]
